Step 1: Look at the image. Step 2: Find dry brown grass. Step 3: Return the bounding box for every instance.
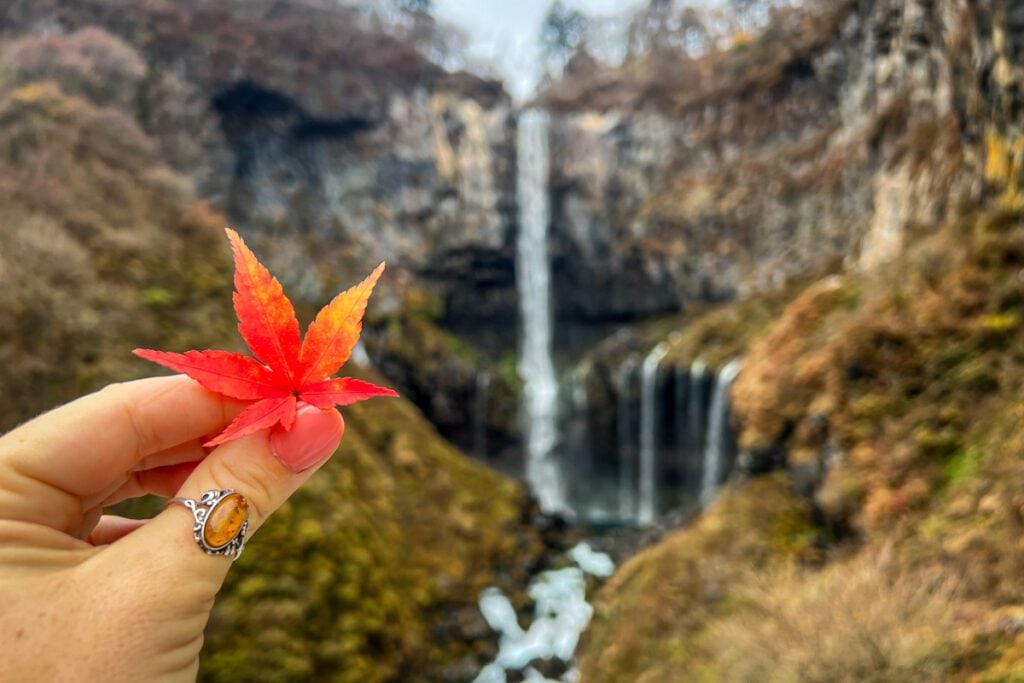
[731,274,858,452]
[578,476,821,683]
[0,77,236,429]
[709,552,960,682]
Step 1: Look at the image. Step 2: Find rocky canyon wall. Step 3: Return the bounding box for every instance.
[542,0,979,338]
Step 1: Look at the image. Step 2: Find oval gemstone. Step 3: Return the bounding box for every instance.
[203,493,248,549]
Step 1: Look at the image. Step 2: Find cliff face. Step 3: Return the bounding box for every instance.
[543,0,968,333]
[0,0,519,338]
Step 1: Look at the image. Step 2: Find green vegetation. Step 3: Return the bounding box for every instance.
[364,296,521,457]
[0,73,237,426]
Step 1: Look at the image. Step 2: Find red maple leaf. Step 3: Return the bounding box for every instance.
[135,228,398,447]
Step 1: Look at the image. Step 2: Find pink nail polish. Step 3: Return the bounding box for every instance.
[270,404,345,472]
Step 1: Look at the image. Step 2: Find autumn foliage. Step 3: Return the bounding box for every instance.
[135,229,397,446]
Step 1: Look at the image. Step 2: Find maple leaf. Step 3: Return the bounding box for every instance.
[135,228,398,447]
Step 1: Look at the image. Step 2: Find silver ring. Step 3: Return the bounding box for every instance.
[167,489,249,559]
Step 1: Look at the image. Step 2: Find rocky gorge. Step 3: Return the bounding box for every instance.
[2,0,1024,680]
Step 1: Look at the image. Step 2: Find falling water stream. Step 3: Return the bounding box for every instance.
[473,371,491,459]
[688,359,709,455]
[616,356,639,520]
[700,359,743,506]
[565,366,596,516]
[637,343,670,525]
[511,111,740,522]
[516,110,567,514]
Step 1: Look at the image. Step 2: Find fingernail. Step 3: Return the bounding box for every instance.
[270,404,345,473]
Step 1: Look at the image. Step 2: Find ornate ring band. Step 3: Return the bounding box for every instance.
[167,489,249,559]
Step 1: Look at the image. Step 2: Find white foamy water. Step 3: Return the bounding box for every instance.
[473,542,614,682]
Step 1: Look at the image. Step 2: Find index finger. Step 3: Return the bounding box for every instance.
[0,376,238,530]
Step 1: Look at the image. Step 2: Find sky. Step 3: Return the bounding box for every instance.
[431,0,643,101]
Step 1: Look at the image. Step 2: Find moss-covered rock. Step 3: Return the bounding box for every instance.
[364,294,522,472]
[0,76,236,429]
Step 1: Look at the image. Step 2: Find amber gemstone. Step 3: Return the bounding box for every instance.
[203,493,248,548]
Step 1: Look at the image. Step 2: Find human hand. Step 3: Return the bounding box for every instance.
[0,376,345,681]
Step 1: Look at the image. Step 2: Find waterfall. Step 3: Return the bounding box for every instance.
[637,343,670,525]
[351,340,371,367]
[688,360,709,460]
[566,366,594,513]
[515,110,567,514]
[700,358,743,507]
[674,364,689,453]
[678,360,711,505]
[570,369,591,474]
[616,356,639,521]
[473,371,490,459]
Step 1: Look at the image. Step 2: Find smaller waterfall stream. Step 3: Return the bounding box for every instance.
[700,359,743,507]
[565,366,595,514]
[473,371,491,459]
[351,340,371,367]
[599,353,742,524]
[688,359,709,455]
[616,356,639,521]
[637,343,670,525]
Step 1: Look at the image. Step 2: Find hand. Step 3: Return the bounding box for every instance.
[0,376,345,681]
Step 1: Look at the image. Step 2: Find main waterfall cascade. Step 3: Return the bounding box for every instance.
[515,110,567,515]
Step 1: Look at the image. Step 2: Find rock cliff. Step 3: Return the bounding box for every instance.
[541,0,974,338]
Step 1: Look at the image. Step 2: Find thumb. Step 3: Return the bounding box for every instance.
[104,403,344,594]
